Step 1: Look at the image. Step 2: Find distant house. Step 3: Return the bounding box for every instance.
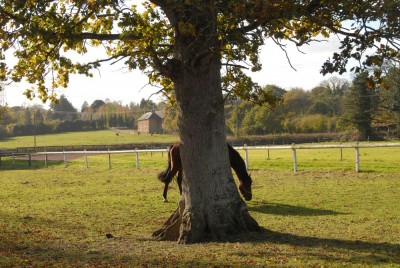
[137,111,165,134]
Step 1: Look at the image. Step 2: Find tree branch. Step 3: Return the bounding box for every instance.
[271,37,297,71]
[76,32,122,41]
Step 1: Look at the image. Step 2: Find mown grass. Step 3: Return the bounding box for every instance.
[1,132,400,266]
[1,151,400,267]
[0,130,179,149]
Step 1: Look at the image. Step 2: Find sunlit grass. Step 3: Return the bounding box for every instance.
[1,133,400,266]
[0,168,399,267]
[0,130,179,149]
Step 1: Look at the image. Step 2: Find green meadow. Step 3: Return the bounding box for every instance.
[1,131,400,266]
[0,130,179,149]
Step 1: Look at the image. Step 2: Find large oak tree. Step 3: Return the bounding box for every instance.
[1,0,399,243]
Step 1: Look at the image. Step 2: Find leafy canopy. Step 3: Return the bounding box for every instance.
[1,0,399,103]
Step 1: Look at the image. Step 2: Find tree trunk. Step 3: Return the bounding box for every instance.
[152,5,260,243]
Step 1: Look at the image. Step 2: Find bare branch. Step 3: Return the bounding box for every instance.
[271,37,297,71]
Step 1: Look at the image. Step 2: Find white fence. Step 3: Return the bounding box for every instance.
[2,142,400,172]
[236,142,400,172]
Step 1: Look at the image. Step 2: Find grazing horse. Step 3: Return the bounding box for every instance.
[157,143,252,202]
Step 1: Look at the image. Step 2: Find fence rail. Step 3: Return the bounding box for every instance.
[1,142,400,172]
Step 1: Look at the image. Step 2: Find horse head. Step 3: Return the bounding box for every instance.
[238,173,252,201]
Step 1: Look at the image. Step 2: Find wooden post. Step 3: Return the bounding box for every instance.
[85,149,88,169]
[340,143,343,161]
[292,143,297,172]
[267,145,270,160]
[244,144,249,170]
[43,149,48,168]
[135,148,139,169]
[108,149,111,170]
[28,154,32,167]
[63,151,67,168]
[355,141,360,172]
[12,152,15,167]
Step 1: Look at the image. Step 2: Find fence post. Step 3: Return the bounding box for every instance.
[292,143,297,172]
[108,149,111,170]
[12,152,15,167]
[267,145,270,160]
[28,154,32,167]
[44,150,48,168]
[244,143,249,170]
[84,149,88,169]
[355,141,360,172]
[135,148,140,169]
[63,150,67,168]
[340,142,343,161]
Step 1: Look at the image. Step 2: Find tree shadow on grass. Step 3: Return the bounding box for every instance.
[225,227,400,266]
[249,202,347,216]
[240,202,399,265]
[1,212,399,266]
[260,228,398,265]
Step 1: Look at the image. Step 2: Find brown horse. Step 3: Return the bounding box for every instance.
[157,143,252,202]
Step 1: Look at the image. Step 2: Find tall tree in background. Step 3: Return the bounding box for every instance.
[283,88,311,116]
[49,95,78,121]
[90,100,106,112]
[81,101,89,113]
[139,98,156,111]
[163,102,179,133]
[1,0,399,243]
[343,72,379,140]
[309,77,350,116]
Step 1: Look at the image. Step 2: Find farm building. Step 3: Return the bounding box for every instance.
[137,111,164,134]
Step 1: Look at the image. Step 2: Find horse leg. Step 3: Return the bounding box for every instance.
[159,145,175,202]
[177,170,183,195]
[163,181,170,203]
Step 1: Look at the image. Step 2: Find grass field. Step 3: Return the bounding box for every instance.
[1,132,400,266]
[1,152,400,266]
[0,130,179,149]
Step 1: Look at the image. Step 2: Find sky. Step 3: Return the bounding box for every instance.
[2,33,352,110]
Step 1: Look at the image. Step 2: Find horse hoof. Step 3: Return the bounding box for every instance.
[163,199,169,203]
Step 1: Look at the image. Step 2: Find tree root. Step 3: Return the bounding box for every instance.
[152,207,182,241]
[152,199,261,243]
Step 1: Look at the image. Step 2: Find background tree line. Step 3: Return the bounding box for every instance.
[164,68,400,141]
[1,67,400,141]
[0,95,164,138]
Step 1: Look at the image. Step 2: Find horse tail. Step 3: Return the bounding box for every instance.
[157,145,174,183]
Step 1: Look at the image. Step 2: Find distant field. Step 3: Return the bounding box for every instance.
[0,130,179,149]
[0,167,399,267]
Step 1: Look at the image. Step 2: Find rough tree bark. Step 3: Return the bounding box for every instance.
[152,4,261,243]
